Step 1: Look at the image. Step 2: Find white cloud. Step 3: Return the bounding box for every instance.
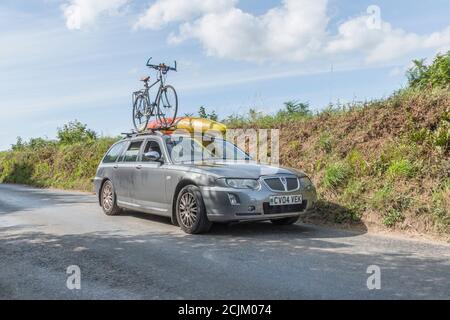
[168,0,329,62]
[134,0,450,64]
[62,0,128,30]
[60,0,450,63]
[134,0,237,30]
[326,16,450,63]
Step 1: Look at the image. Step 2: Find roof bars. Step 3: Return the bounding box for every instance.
[120,127,173,138]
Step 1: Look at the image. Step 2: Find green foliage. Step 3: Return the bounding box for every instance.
[0,121,118,190]
[370,184,411,228]
[407,51,450,89]
[409,128,429,144]
[283,101,311,116]
[383,209,405,227]
[11,137,26,151]
[370,185,393,211]
[432,119,450,151]
[342,180,365,211]
[377,142,419,176]
[346,149,367,174]
[223,101,312,128]
[317,133,333,153]
[198,106,218,121]
[386,159,416,179]
[323,162,351,189]
[11,136,55,151]
[57,120,97,145]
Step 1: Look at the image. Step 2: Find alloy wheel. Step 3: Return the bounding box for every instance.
[102,183,114,211]
[179,192,198,228]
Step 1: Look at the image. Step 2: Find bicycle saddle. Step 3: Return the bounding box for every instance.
[140,76,150,82]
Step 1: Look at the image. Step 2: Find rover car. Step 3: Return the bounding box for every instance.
[94,132,317,234]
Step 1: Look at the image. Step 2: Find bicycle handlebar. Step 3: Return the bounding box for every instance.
[146,57,177,72]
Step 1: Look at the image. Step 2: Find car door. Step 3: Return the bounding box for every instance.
[114,140,144,206]
[133,138,169,215]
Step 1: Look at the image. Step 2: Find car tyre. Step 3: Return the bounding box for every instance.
[270,216,299,225]
[176,185,212,234]
[101,180,121,216]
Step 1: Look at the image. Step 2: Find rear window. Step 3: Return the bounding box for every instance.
[103,142,126,163]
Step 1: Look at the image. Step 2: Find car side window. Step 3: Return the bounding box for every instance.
[103,142,126,163]
[142,140,162,162]
[122,141,143,162]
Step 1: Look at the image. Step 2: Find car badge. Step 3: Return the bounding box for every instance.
[280,177,288,190]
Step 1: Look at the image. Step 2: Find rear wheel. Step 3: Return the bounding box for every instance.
[133,94,151,132]
[176,185,212,234]
[270,216,299,225]
[101,180,121,216]
[157,85,178,128]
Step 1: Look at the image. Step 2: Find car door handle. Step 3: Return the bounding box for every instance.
[136,165,142,170]
[113,165,118,169]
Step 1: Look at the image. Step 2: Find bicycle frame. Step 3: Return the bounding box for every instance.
[132,70,165,107]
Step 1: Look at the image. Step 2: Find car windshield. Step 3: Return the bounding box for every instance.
[165,136,250,163]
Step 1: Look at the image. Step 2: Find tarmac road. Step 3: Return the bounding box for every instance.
[0,183,449,299]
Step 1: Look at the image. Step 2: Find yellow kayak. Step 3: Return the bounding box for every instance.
[148,117,227,135]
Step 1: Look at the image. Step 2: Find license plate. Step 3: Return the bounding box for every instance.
[269,195,302,206]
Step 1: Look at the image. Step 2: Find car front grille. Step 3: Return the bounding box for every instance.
[262,176,299,192]
[263,201,307,214]
[263,178,285,191]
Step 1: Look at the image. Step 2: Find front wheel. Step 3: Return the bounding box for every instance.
[133,94,151,132]
[157,85,178,128]
[176,185,212,234]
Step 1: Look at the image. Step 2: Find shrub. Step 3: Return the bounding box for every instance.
[317,133,333,154]
[409,128,429,144]
[323,162,351,189]
[386,159,416,179]
[283,101,311,117]
[370,185,393,211]
[198,106,218,121]
[407,51,450,89]
[57,120,97,145]
[346,149,367,174]
[341,180,366,213]
[432,119,450,151]
[383,209,405,227]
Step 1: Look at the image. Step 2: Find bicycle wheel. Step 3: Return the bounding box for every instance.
[132,94,151,132]
[157,85,178,128]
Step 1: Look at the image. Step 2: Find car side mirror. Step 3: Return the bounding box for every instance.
[143,151,162,162]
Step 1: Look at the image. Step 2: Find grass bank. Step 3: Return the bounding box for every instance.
[225,88,449,239]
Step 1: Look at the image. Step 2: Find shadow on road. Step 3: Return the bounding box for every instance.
[122,208,367,240]
[0,223,449,299]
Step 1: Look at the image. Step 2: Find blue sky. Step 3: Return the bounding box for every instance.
[0,0,449,150]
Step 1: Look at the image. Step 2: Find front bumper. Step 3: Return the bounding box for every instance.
[200,184,317,222]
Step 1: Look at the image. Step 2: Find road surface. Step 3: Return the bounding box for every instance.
[0,183,449,299]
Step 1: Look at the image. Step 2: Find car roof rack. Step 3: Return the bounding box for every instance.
[120,127,176,139]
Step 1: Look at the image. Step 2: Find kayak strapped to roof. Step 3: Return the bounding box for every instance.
[147,117,227,135]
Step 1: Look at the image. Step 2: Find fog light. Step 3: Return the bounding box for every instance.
[228,193,240,205]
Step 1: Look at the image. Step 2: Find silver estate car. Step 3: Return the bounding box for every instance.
[94,132,317,234]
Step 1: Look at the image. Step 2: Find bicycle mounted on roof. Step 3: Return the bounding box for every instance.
[132,58,179,132]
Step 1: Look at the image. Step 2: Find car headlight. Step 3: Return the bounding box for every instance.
[225,178,260,190]
[299,176,313,189]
